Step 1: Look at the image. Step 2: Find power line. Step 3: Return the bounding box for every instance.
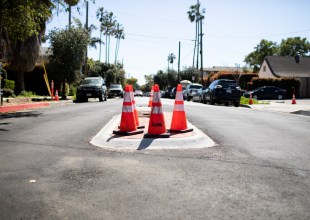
[126,33,193,42]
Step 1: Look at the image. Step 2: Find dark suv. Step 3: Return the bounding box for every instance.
[108,84,124,98]
[76,77,107,102]
[203,79,241,107]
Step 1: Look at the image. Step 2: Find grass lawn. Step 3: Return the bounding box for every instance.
[240,96,270,105]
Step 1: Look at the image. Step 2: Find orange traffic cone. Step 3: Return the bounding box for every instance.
[128,85,145,129]
[169,84,193,133]
[249,93,253,105]
[54,90,59,101]
[292,93,297,104]
[148,86,154,107]
[113,85,144,136]
[144,84,170,138]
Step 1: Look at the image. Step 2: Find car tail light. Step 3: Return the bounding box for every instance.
[215,85,222,89]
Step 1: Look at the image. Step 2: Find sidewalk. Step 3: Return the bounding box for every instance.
[244,99,310,116]
[0,97,73,114]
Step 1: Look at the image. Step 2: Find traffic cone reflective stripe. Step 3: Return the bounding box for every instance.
[144,84,169,138]
[128,85,144,129]
[169,84,193,133]
[113,86,143,136]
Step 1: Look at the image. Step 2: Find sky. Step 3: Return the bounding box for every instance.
[43,0,310,85]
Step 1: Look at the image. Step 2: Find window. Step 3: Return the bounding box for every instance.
[263,66,266,72]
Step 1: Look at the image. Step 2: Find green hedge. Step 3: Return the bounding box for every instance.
[249,77,300,98]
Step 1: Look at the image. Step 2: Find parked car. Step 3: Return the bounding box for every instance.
[203,79,241,107]
[162,87,174,98]
[243,86,286,100]
[108,84,123,98]
[76,77,107,102]
[184,83,203,101]
[134,90,143,97]
[192,87,206,103]
[169,87,177,99]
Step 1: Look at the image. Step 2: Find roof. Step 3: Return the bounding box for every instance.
[265,56,310,78]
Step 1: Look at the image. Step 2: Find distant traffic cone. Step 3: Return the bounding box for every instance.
[144,84,170,138]
[148,86,154,107]
[169,84,193,133]
[249,93,253,105]
[292,93,297,104]
[113,85,143,136]
[129,85,145,129]
[54,90,59,101]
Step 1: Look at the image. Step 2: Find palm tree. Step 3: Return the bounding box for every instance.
[96,7,106,61]
[187,2,205,69]
[114,23,125,64]
[167,53,176,71]
[64,0,79,28]
[100,11,117,63]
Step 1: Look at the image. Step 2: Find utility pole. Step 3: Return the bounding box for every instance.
[84,0,89,76]
[200,13,203,84]
[178,41,181,82]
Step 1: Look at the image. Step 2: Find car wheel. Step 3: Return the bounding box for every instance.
[99,93,104,102]
[187,96,190,101]
[234,102,240,107]
[210,96,215,105]
[277,94,283,100]
[225,102,229,106]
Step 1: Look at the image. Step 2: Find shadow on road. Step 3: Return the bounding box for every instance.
[0,111,43,119]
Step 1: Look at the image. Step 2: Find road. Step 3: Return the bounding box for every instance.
[0,97,309,219]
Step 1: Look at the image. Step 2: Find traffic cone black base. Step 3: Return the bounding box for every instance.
[118,125,145,129]
[143,133,170,138]
[113,129,144,136]
[168,128,193,133]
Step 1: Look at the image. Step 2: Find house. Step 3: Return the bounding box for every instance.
[259,56,310,98]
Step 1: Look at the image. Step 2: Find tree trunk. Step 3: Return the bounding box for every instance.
[16,72,25,94]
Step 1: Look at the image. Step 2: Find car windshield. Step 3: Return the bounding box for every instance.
[81,79,102,86]
[110,84,122,89]
[190,85,202,89]
[219,81,237,88]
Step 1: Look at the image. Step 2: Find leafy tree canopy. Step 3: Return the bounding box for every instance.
[279,37,310,57]
[47,26,89,84]
[244,37,310,72]
[88,61,125,87]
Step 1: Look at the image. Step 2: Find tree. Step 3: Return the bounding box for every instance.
[180,66,200,83]
[114,23,125,64]
[0,0,54,94]
[64,0,79,28]
[126,77,139,90]
[96,7,106,61]
[244,39,278,72]
[279,37,310,57]
[167,53,176,70]
[47,26,89,86]
[99,10,117,63]
[154,70,168,89]
[88,61,125,86]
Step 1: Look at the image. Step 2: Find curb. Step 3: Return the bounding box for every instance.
[0,100,73,114]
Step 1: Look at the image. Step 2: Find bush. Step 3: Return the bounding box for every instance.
[18,91,37,97]
[4,79,15,90]
[2,88,15,97]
